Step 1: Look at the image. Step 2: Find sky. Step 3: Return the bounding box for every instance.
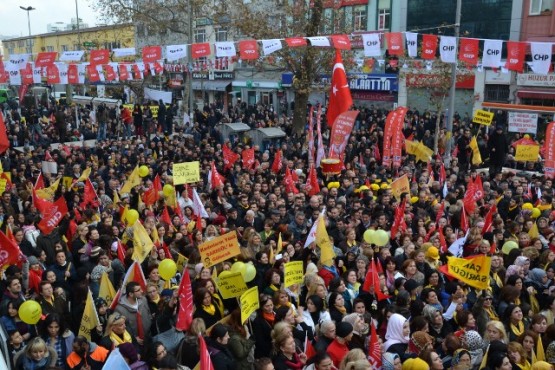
[0,0,100,38]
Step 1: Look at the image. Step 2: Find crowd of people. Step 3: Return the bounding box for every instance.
[0,96,554,370]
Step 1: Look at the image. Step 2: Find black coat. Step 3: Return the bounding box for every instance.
[193,306,222,329]
[206,338,237,370]
[488,131,509,166]
[251,313,273,359]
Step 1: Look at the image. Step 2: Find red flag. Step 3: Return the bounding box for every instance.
[390,108,408,168]
[210,162,225,190]
[239,40,259,60]
[21,63,33,85]
[328,110,359,159]
[119,64,130,81]
[132,64,142,79]
[0,230,24,267]
[272,150,283,174]
[373,144,381,163]
[116,240,126,266]
[285,37,308,47]
[38,197,68,235]
[160,206,172,226]
[385,32,404,56]
[362,259,389,301]
[305,165,320,197]
[143,174,162,206]
[104,64,116,81]
[424,225,437,243]
[458,38,479,65]
[110,261,147,310]
[33,188,53,215]
[505,41,526,73]
[87,65,100,82]
[80,178,98,208]
[0,111,10,154]
[153,62,164,75]
[544,122,555,178]
[439,162,446,186]
[67,64,79,84]
[421,34,438,59]
[89,49,110,66]
[176,269,194,331]
[241,148,256,169]
[482,204,497,235]
[284,168,299,194]
[331,34,351,50]
[461,204,469,233]
[199,334,215,370]
[46,64,60,84]
[35,52,57,67]
[222,144,239,170]
[34,172,45,190]
[368,321,382,370]
[463,178,478,214]
[438,226,447,253]
[390,200,406,239]
[326,50,352,128]
[191,43,211,58]
[436,201,445,224]
[142,46,162,62]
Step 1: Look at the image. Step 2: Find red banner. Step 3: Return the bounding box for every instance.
[38,197,68,235]
[18,84,28,104]
[459,38,479,65]
[142,46,162,62]
[119,64,129,81]
[385,32,404,56]
[305,165,320,196]
[46,64,60,84]
[176,269,194,331]
[132,64,142,79]
[331,34,351,50]
[104,65,116,81]
[382,111,395,167]
[285,37,308,47]
[21,63,33,85]
[241,148,255,169]
[35,52,58,67]
[421,34,438,60]
[271,150,283,173]
[222,143,240,170]
[87,65,100,82]
[505,41,526,73]
[192,43,211,59]
[390,107,408,167]
[68,64,79,84]
[89,49,110,66]
[544,122,555,178]
[0,59,7,84]
[239,40,259,60]
[328,110,359,159]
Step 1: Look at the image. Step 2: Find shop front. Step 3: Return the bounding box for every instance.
[516,73,555,107]
[231,79,283,112]
[192,71,233,110]
[348,73,398,108]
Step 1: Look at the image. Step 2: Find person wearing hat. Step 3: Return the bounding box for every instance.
[67,335,109,370]
[205,323,237,370]
[326,321,353,367]
[118,342,149,370]
[24,255,43,295]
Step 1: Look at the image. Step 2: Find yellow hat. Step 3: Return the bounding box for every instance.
[327,182,340,189]
[375,179,382,184]
[402,358,430,370]
[187,221,196,233]
[380,183,389,190]
[371,184,380,191]
[426,246,440,260]
[411,196,419,204]
[523,203,533,210]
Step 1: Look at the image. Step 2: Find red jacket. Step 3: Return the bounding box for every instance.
[121,108,132,124]
[326,338,349,368]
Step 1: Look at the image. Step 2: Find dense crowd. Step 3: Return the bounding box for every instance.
[0,97,554,370]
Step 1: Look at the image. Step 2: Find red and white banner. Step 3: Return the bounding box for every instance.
[199,334,214,370]
[222,143,240,170]
[271,150,283,174]
[459,38,479,65]
[327,50,353,128]
[385,32,404,56]
[46,64,60,84]
[119,64,130,81]
[239,40,259,60]
[68,64,79,84]
[176,269,193,331]
[191,43,211,58]
[87,64,100,82]
[305,165,320,196]
[328,110,359,159]
[421,34,438,60]
[382,110,395,167]
[35,52,58,67]
[89,49,110,66]
[241,148,256,170]
[505,41,526,72]
[20,63,33,85]
[285,37,307,47]
[391,107,408,167]
[331,34,351,50]
[142,45,162,62]
[544,122,555,178]
[38,196,68,235]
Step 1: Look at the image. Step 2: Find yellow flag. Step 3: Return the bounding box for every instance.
[447,254,491,290]
[35,177,61,200]
[470,136,482,165]
[151,226,160,245]
[528,222,539,239]
[77,167,92,183]
[113,191,120,204]
[415,142,434,163]
[78,290,99,341]
[269,243,275,265]
[405,140,418,156]
[166,189,177,208]
[316,216,335,266]
[99,272,116,307]
[120,166,141,194]
[132,221,155,263]
[276,232,283,254]
[62,176,74,190]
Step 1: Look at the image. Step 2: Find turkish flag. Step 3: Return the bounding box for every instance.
[38,196,68,235]
[326,50,352,128]
[104,64,116,81]
[390,199,406,239]
[89,49,110,66]
[210,162,225,190]
[87,64,100,82]
[271,150,283,174]
[459,38,479,65]
[143,174,162,206]
[286,37,307,47]
[35,52,57,67]
[482,204,497,236]
[305,165,320,196]
[176,269,194,331]
[239,40,259,60]
[242,148,255,169]
[222,144,239,170]
[199,333,215,370]
[0,111,9,154]
[68,64,79,84]
[21,63,33,84]
[192,43,211,59]
[142,45,162,62]
[119,64,129,81]
[368,321,382,370]
[385,32,404,56]
[46,64,60,84]
[421,34,438,60]
[331,34,351,50]
[505,41,526,73]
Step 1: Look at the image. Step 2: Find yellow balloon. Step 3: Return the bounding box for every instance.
[163,184,174,197]
[363,229,375,244]
[531,208,541,218]
[138,165,149,178]
[158,259,177,280]
[373,230,390,247]
[219,270,233,279]
[522,203,534,210]
[244,263,256,282]
[231,261,246,278]
[19,300,42,324]
[126,209,139,226]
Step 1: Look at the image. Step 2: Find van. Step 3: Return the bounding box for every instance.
[0,89,16,105]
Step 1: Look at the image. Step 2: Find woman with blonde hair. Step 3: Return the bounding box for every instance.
[508,341,531,370]
[341,359,372,370]
[339,349,369,369]
[13,337,57,370]
[204,224,220,241]
[177,318,206,369]
[100,313,136,350]
[485,320,508,344]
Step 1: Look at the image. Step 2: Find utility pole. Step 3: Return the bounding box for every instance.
[445,0,462,168]
[187,0,195,125]
[19,6,35,57]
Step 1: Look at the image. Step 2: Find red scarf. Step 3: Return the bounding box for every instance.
[263,311,275,327]
[136,310,144,339]
[284,354,304,370]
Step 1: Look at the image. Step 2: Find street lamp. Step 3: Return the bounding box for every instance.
[19,6,35,55]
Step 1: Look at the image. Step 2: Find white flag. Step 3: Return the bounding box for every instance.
[57,63,69,84]
[59,50,84,62]
[307,36,331,47]
[482,39,503,68]
[166,44,187,61]
[112,48,136,58]
[440,36,457,63]
[6,54,29,71]
[304,208,326,248]
[261,39,282,55]
[8,69,21,85]
[33,64,42,84]
[96,65,105,82]
[214,42,236,57]
[191,188,209,218]
[362,33,381,57]
[405,32,418,58]
[530,42,552,75]
[448,231,469,257]
[77,64,87,84]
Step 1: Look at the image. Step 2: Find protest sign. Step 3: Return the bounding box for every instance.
[198,231,240,268]
[173,161,200,184]
[240,286,259,324]
[217,272,248,299]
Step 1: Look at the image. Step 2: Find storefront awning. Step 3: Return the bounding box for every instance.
[517,89,555,100]
[191,81,230,91]
[482,102,555,113]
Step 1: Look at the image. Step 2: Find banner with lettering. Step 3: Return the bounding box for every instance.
[165,44,187,61]
[405,32,418,58]
[446,254,491,290]
[328,110,359,160]
[361,33,381,57]
[421,34,438,60]
[239,40,259,60]
[544,122,555,178]
[38,196,68,235]
[482,39,503,68]
[261,39,283,56]
[385,32,404,56]
[529,42,552,75]
[505,41,526,72]
[390,106,408,168]
[440,36,457,63]
[458,38,479,65]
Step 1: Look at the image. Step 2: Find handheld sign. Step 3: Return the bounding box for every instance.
[240,286,259,324]
[284,261,304,287]
[173,161,200,184]
[198,231,240,268]
[217,272,248,299]
[472,109,494,126]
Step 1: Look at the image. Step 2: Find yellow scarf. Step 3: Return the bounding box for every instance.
[269,284,279,292]
[203,304,216,316]
[335,305,347,315]
[538,204,552,211]
[536,335,546,362]
[511,321,524,337]
[485,306,499,321]
[492,273,503,288]
[516,361,531,370]
[110,331,133,346]
[213,295,224,317]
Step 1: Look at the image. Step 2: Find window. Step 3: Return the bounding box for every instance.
[62,45,69,51]
[18,40,24,48]
[46,46,54,52]
[8,48,14,55]
[378,8,390,30]
[530,0,553,15]
[215,27,227,42]
[195,28,206,43]
[353,6,367,31]
[484,85,510,103]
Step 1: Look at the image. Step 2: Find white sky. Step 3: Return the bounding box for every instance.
[0,0,100,38]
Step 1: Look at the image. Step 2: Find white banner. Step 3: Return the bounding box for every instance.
[144,87,173,104]
[214,42,236,57]
[482,39,503,68]
[530,42,552,75]
[96,65,105,82]
[42,161,57,174]
[261,39,282,55]
[59,50,84,62]
[165,44,187,61]
[508,112,538,134]
[77,64,87,84]
[440,36,457,63]
[112,48,136,58]
[6,54,29,71]
[33,65,42,84]
[307,36,330,47]
[57,63,69,84]
[8,69,21,85]
[361,33,381,57]
[405,32,418,58]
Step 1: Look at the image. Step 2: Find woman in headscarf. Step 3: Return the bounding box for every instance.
[407,331,433,356]
[527,268,551,310]
[384,313,411,360]
[382,353,401,370]
[342,313,369,351]
[516,256,532,279]
[464,330,484,368]
[450,349,471,370]
[422,305,451,350]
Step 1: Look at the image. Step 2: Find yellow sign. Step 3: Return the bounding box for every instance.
[240,286,259,324]
[472,109,494,125]
[198,231,241,268]
[515,145,540,162]
[447,254,491,290]
[78,290,99,341]
[173,161,200,185]
[470,136,482,165]
[284,261,304,287]
[217,272,248,299]
[176,253,189,273]
[0,178,7,195]
[123,104,165,119]
[390,174,410,200]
